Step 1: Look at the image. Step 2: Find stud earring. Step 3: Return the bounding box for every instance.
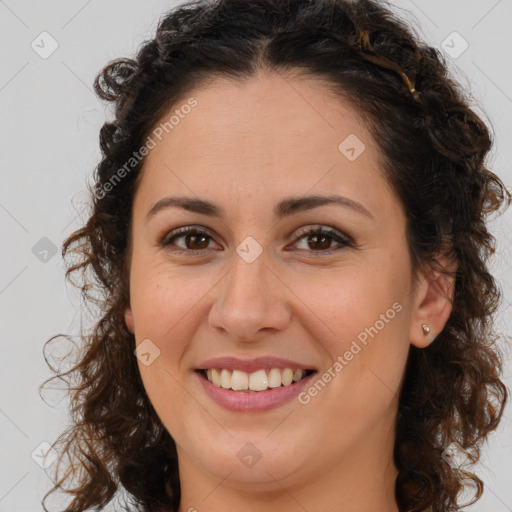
[422,324,430,335]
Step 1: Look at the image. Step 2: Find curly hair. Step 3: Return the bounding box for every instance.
[40,0,511,511]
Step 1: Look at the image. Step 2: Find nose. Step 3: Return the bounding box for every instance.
[208,249,292,342]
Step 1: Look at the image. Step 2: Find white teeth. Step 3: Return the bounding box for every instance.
[231,369,249,390]
[268,368,282,388]
[220,369,231,389]
[249,369,268,391]
[211,368,221,387]
[204,368,308,391]
[282,368,293,386]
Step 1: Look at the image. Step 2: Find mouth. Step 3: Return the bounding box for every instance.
[195,366,319,412]
[195,368,317,393]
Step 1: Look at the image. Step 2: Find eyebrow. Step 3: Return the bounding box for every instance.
[146,194,374,222]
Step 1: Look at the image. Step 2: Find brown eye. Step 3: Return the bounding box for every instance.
[160,224,353,256]
[291,226,353,254]
[161,227,217,254]
[305,232,333,251]
[182,232,210,250]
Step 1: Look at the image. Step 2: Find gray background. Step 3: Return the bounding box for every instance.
[1,0,511,511]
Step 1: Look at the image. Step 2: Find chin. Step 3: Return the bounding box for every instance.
[185,434,310,488]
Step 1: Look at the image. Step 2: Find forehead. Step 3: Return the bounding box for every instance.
[135,70,399,221]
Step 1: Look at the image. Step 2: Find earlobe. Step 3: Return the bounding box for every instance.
[409,264,456,349]
[125,307,135,334]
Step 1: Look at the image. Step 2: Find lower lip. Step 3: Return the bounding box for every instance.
[195,370,317,412]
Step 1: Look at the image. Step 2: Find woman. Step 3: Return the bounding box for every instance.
[41,0,510,511]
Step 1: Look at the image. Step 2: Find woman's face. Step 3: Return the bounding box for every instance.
[124,71,448,506]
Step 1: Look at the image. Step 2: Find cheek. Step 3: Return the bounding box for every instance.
[129,262,211,414]
[292,257,408,343]
[289,255,411,408]
[129,258,218,357]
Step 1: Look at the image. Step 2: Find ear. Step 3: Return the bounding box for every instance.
[409,259,457,349]
[124,306,135,334]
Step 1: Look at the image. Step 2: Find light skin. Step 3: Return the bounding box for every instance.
[124,70,453,512]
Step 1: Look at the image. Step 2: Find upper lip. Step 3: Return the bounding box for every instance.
[196,356,317,373]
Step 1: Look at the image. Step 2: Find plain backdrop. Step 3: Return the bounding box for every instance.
[1,1,511,511]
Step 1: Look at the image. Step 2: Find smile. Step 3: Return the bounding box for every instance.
[201,367,315,392]
[195,368,318,412]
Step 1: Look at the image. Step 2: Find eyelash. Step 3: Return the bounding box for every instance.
[159,224,354,256]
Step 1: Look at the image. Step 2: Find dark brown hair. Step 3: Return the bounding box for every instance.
[40,0,511,511]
